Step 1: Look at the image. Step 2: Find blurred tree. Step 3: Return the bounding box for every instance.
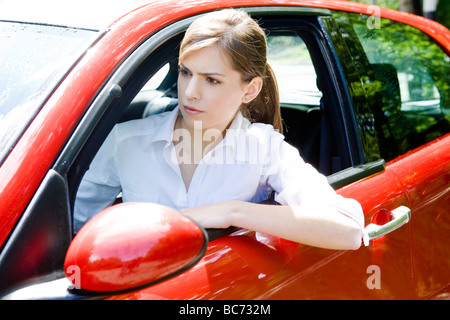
[399,0,422,15]
[330,10,450,160]
[352,0,449,29]
[423,0,437,19]
[436,0,450,29]
[351,0,398,10]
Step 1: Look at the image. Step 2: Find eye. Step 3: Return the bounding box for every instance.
[206,77,221,85]
[178,67,191,77]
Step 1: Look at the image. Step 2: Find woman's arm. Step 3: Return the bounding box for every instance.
[73,127,121,233]
[74,178,121,233]
[181,200,363,250]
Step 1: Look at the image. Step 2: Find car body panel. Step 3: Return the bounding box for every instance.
[0,0,449,299]
[2,0,449,252]
[111,160,413,300]
[387,133,450,298]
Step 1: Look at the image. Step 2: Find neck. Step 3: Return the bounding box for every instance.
[173,116,225,164]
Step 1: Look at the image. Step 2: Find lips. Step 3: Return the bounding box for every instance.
[183,105,204,115]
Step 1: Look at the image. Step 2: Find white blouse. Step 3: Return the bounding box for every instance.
[74,106,368,245]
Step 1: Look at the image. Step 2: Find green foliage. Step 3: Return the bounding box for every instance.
[330,10,450,161]
[267,35,311,64]
[352,0,450,29]
[436,0,450,29]
[353,0,399,10]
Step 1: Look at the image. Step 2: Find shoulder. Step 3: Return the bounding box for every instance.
[240,117,286,147]
[239,117,302,165]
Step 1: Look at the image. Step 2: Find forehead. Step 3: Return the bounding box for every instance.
[180,44,235,73]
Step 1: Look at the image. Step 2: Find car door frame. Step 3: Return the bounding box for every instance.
[91,8,414,299]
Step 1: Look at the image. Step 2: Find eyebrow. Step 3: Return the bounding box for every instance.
[180,63,226,77]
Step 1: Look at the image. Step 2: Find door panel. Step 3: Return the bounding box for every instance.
[265,164,413,299]
[111,163,413,300]
[387,134,450,298]
[335,165,413,299]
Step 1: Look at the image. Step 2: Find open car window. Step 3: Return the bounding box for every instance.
[128,31,327,169]
[67,14,365,240]
[267,32,321,107]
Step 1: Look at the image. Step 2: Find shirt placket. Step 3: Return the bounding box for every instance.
[163,141,189,208]
[185,142,227,207]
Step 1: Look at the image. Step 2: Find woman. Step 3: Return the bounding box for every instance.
[74,9,368,249]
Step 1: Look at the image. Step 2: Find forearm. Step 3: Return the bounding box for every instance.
[73,179,120,233]
[183,200,363,250]
[228,201,362,250]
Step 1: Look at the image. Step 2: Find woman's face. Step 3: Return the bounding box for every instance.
[177,44,251,133]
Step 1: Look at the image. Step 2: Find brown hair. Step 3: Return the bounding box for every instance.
[179,9,282,133]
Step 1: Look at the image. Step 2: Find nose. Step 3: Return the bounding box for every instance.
[184,77,200,101]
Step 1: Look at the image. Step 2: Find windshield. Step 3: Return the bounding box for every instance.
[0,21,100,165]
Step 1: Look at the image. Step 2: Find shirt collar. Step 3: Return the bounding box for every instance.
[151,105,181,144]
[222,111,246,146]
[148,106,252,162]
[222,112,255,162]
[152,106,247,144]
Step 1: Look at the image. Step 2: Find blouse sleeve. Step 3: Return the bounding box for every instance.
[73,128,122,233]
[263,131,369,246]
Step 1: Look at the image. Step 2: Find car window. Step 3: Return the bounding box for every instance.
[141,63,170,90]
[138,32,322,108]
[265,32,333,171]
[331,11,450,161]
[267,32,321,107]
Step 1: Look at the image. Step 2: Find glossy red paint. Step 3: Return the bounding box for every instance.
[113,160,414,299]
[0,0,449,249]
[64,203,206,293]
[386,133,450,298]
[0,0,449,299]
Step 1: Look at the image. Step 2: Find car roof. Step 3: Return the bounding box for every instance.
[0,0,448,49]
[0,0,147,30]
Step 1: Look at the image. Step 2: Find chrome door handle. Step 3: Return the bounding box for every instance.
[365,206,411,241]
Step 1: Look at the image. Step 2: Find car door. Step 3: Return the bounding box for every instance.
[112,8,416,300]
[327,10,450,299]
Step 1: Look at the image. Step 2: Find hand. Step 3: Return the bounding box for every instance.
[181,200,241,229]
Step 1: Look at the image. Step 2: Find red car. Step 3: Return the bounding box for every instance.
[0,0,449,300]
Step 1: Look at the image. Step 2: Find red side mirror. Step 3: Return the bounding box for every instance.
[64,202,207,295]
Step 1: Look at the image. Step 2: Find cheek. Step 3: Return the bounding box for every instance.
[211,84,245,109]
[209,90,243,122]
[177,76,187,95]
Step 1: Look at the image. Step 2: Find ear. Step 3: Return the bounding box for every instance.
[242,77,263,103]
